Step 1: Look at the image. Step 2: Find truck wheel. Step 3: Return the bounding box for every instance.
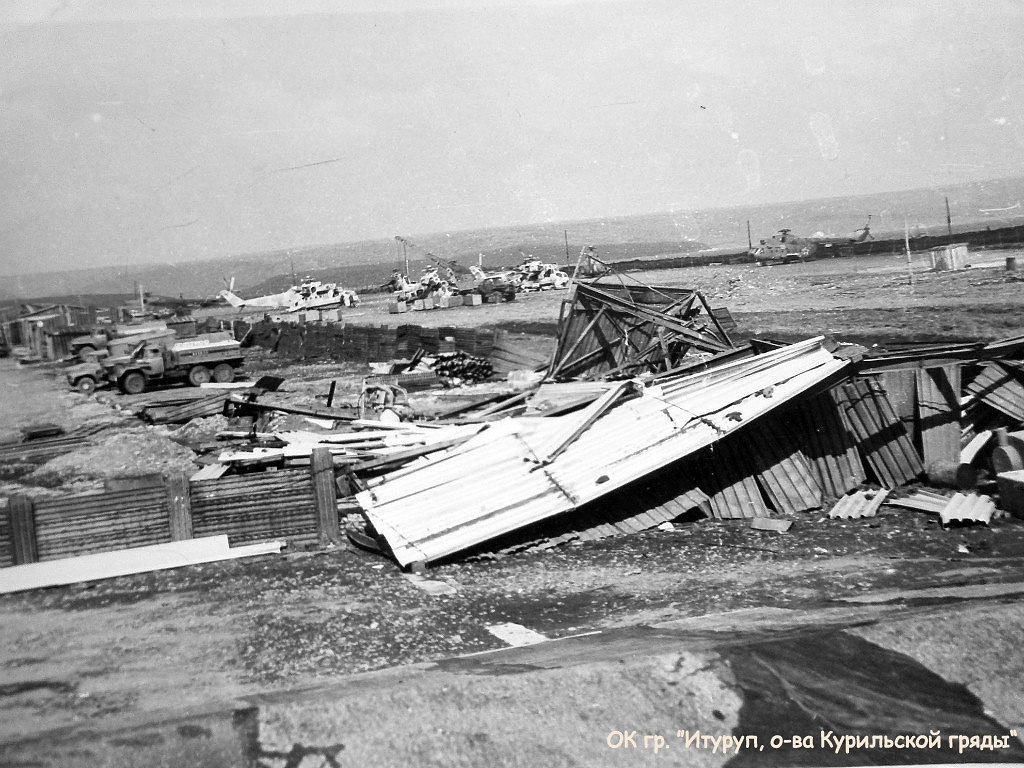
[213,363,235,383]
[76,376,97,395]
[76,345,96,360]
[189,365,212,386]
[120,372,146,395]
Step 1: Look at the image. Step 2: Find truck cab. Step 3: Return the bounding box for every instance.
[66,330,176,394]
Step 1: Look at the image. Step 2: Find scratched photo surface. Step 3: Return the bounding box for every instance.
[2,2,1024,767]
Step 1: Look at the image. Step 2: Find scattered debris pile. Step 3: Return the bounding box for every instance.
[343,315,1024,567]
[3,276,1024,583]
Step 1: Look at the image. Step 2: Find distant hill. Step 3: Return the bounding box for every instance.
[4,176,1024,302]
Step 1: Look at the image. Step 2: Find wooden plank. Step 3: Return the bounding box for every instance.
[0,535,284,594]
[104,473,164,492]
[351,435,476,474]
[190,464,229,481]
[310,447,340,546]
[879,368,918,446]
[916,365,962,465]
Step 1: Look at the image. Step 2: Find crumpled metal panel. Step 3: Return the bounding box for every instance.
[786,392,865,497]
[828,487,890,519]
[888,489,949,513]
[940,493,995,526]
[965,363,1024,424]
[357,337,847,565]
[834,378,924,488]
[739,421,822,514]
[691,441,770,519]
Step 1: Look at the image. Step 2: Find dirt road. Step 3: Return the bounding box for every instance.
[3,586,1024,767]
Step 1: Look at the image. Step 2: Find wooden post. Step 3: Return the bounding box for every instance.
[310,447,340,546]
[326,380,337,408]
[166,471,194,541]
[8,494,39,564]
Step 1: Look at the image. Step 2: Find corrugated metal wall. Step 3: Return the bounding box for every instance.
[0,513,13,568]
[250,321,499,364]
[190,471,318,547]
[33,486,170,561]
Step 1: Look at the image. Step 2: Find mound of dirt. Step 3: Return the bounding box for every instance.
[28,427,197,485]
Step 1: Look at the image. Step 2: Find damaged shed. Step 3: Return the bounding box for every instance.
[546,281,735,380]
[356,336,847,566]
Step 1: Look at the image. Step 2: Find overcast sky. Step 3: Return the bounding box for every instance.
[2,0,1023,274]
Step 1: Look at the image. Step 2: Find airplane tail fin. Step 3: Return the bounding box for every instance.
[219,290,245,308]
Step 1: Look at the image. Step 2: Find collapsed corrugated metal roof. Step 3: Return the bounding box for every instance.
[356,337,847,566]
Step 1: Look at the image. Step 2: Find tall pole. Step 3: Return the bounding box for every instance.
[564,230,570,264]
[945,196,953,238]
[904,217,914,288]
[746,220,752,250]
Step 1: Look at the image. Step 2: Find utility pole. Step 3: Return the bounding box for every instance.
[564,230,570,264]
[904,217,914,288]
[945,196,953,238]
[746,220,752,250]
[395,236,410,277]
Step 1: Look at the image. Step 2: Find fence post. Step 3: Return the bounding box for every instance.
[8,494,39,564]
[166,471,194,541]
[310,447,340,546]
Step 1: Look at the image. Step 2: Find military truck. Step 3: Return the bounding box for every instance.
[69,321,170,361]
[102,332,243,395]
[66,329,177,394]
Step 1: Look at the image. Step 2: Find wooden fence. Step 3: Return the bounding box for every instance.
[245,321,500,363]
[1,449,341,568]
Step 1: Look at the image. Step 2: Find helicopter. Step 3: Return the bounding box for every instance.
[750,216,873,265]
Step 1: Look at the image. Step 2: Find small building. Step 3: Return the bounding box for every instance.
[2,304,92,361]
[930,243,969,271]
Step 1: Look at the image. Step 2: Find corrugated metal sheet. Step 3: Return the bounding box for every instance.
[828,487,890,519]
[33,486,170,561]
[887,489,949,513]
[965,363,1024,424]
[740,421,822,514]
[834,378,924,488]
[191,471,318,546]
[484,477,711,556]
[940,492,995,526]
[359,337,847,565]
[0,514,13,568]
[693,443,769,519]
[787,392,865,497]
[916,365,962,465]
